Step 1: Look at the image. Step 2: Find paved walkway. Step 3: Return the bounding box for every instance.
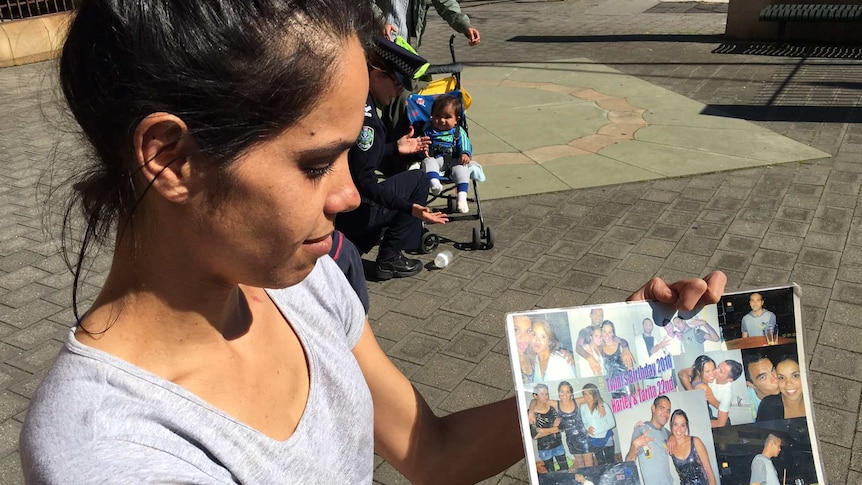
[0,1,860,484]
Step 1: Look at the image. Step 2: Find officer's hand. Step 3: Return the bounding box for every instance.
[397,126,430,155]
[412,204,448,224]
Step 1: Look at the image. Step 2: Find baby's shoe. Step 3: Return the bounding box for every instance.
[457,193,469,213]
[430,178,443,195]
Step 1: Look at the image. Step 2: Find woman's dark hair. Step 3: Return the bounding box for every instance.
[691,354,716,383]
[582,383,603,413]
[558,381,573,396]
[58,0,375,319]
[670,409,689,433]
[600,320,616,336]
[774,354,798,367]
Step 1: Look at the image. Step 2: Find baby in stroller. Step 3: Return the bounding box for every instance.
[420,94,473,214]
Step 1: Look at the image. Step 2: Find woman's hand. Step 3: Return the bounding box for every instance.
[622,347,636,369]
[627,271,727,310]
[412,204,448,224]
[554,348,575,366]
[397,126,430,155]
[587,356,602,375]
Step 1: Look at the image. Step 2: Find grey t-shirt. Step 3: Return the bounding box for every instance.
[741,310,777,337]
[750,454,780,485]
[21,256,371,484]
[632,421,673,485]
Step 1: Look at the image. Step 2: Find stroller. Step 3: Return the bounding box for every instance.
[408,35,493,252]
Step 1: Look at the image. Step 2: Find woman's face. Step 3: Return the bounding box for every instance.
[532,325,550,354]
[671,414,688,438]
[535,388,550,404]
[643,319,654,335]
[776,360,803,403]
[559,386,573,402]
[583,390,595,406]
[187,38,367,289]
[369,67,403,106]
[591,327,602,345]
[513,317,533,354]
[702,361,716,383]
[601,324,615,344]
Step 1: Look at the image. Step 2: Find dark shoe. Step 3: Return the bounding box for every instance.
[376,253,422,280]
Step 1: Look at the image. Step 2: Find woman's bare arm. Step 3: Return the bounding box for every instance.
[694,436,717,485]
[352,321,523,485]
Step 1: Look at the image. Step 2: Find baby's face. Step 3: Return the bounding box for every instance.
[431,104,458,131]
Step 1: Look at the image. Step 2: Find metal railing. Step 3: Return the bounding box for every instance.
[1,0,74,22]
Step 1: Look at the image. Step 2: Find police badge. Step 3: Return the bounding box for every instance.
[357,126,374,151]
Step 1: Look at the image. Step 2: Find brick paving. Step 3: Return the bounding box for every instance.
[1,1,861,484]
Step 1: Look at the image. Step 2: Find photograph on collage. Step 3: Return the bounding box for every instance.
[506,284,824,485]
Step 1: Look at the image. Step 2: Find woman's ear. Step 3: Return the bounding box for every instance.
[133,112,198,203]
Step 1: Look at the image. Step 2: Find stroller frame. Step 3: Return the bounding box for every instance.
[414,35,494,253]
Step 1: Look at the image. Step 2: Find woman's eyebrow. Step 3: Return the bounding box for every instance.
[296,139,356,158]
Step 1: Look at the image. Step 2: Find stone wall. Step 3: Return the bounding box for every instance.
[0,13,70,67]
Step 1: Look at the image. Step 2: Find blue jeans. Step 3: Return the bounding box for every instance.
[537,443,565,461]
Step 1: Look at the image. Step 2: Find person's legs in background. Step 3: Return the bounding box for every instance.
[335,169,430,280]
[375,170,429,279]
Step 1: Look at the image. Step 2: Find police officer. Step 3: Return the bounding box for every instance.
[336,37,447,280]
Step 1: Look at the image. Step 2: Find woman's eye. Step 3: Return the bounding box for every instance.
[304,162,334,179]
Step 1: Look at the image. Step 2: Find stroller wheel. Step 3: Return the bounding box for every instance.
[484,227,494,250]
[472,227,481,250]
[421,232,440,254]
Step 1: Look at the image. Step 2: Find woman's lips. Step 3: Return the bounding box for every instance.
[303,233,333,257]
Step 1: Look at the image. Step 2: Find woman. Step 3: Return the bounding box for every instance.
[600,320,636,397]
[757,355,805,421]
[16,1,726,481]
[530,384,568,473]
[513,315,535,384]
[576,326,606,377]
[17,2,517,483]
[689,354,720,420]
[580,383,617,465]
[557,381,596,468]
[532,320,576,383]
[669,410,717,485]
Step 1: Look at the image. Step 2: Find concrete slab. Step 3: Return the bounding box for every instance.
[455,60,830,198]
[477,164,570,200]
[542,154,664,188]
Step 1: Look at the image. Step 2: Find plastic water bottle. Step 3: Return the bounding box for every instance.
[433,250,453,269]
